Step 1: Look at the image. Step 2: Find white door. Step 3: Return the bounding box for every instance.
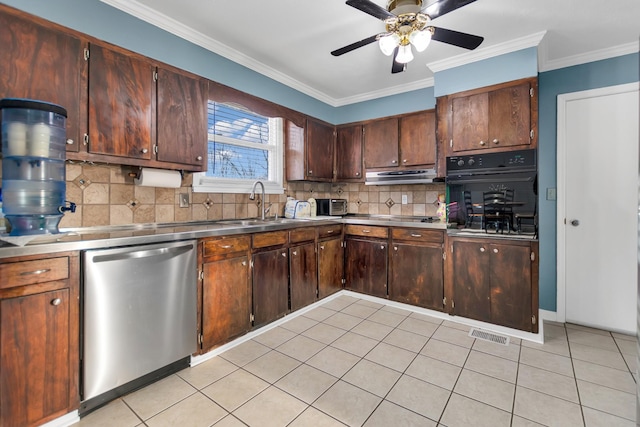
[557,83,639,334]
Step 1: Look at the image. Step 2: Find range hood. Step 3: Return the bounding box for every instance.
[365,168,440,185]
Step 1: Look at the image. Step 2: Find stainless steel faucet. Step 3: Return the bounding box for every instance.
[249,180,266,220]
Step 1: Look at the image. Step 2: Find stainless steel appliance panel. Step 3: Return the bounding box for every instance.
[83,240,197,401]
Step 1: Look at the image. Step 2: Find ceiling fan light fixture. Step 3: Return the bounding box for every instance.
[409,28,432,52]
[395,44,414,63]
[379,33,400,56]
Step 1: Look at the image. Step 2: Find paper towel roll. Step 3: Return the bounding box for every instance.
[134,168,182,188]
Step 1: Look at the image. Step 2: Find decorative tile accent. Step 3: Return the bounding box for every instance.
[73,175,91,190]
[203,198,214,210]
[335,187,344,196]
[356,199,362,206]
[385,198,395,208]
[126,199,140,211]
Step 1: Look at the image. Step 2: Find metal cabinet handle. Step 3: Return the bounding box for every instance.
[380,245,385,250]
[19,268,50,276]
[308,170,313,175]
[327,230,334,234]
[281,252,287,257]
[492,138,499,144]
[403,159,407,163]
[479,140,486,146]
[51,298,62,306]
[292,250,298,256]
[141,148,148,154]
[480,247,485,252]
[391,160,397,164]
[410,233,422,238]
[362,229,371,233]
[220,245,233,249]
[493,248,499,253]
[241,261,247,266]
[355,172,360,176]
[320,245,325,250]
[394,246,398,251]
[196,156,203,161]
[66,139,74,145]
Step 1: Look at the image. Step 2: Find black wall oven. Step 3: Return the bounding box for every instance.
[446,149,537,233]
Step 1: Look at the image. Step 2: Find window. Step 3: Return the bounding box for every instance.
[193,101,284,194]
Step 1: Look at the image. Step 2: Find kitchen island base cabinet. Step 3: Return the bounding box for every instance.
[447,237,538,333]
[0,252,79,427]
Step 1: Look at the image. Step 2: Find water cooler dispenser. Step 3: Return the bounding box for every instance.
[0,98,75,235]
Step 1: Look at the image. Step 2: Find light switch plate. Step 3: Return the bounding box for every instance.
[401,194,408,205]
[179,193,190,208]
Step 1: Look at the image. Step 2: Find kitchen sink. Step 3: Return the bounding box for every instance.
[216,218,304,226]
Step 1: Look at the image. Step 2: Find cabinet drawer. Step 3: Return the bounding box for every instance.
[290,227,316,244]
[253,230,289,249]
[203,236,250,257]
[392,228,444,243]
[317,224,342,239]
[345,224,388,239]
[0,257,69,289]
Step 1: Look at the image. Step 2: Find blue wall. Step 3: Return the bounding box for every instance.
[537,53,639,311]
[4,0,639,312]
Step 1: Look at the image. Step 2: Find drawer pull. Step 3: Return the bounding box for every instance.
[219,245,233,249]
[362,229,371,233]
[320,245,325,250]
[327,230,334,234]
[241,261,247,266]
[410,233,422,238]
[292,251,298,256]
[381,245,385,250]
[281,252,287,257]
[51,298,62,306]
[480,247,485,252]
[493,248,499,253]
[19,268,51,276]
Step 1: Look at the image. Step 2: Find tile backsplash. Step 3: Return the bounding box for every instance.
[46,163,446,228]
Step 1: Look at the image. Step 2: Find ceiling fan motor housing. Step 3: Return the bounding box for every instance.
[387,0,423,15]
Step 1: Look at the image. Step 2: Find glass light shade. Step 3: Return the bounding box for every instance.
[378,33,400,56]
[409,29,432,52]
[395,44,414,64]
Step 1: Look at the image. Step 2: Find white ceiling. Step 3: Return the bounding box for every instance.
[101,0,639,106]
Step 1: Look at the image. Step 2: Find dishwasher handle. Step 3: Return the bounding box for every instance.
[91,243,194,264]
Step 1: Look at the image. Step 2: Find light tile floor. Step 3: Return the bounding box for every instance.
[73,295,638,427]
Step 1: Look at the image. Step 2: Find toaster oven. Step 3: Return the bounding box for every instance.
[315,198,347,216]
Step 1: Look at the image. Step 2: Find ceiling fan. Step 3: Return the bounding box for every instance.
[331,0,484,73]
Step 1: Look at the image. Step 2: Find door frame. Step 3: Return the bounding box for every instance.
[556,82,639,323]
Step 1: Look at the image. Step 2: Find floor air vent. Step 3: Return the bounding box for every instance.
[468,328,510,346]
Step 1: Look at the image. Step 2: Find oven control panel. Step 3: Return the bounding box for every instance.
[446,149,536,174]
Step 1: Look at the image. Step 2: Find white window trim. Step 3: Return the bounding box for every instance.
[192,116,285,194]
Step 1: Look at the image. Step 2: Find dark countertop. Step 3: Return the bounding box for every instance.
[0,214,535,259]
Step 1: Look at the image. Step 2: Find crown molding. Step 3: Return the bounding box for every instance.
[426,31,547,73]
[539,41,640,72]
[331,77,435,107]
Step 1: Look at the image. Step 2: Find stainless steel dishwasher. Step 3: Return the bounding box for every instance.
[81,240,197,413]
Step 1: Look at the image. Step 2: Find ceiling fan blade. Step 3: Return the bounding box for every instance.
[432,27,484,50]
[424,0,477,20]
[391,47,405,74]
[346,0,394,20]
[331,34,380,56]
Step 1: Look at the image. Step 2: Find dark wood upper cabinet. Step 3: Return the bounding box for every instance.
[306,118,335,181]
[399,110,437,167]
[156,67,208,168]
[364,117,399,168]
[285,120,306,181]
[0,6,87,153]
[448,78,537,155]
[336,124,364,181]
[88,43,154,160]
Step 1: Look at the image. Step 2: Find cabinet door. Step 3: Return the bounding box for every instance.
[489,243,532,331]
[285,120,306,181]
[345,238,388,298]
[306,119,335,181]
[399,111,436,167]
[336,125,363,181]
[202,256,251,350]
[390,242,443,311]
[290,242,317,311]
[451,92,489,152]
[488,83,531,149]
[88,43,154,159]
[156,68,207,168]
[451,240,491,322]
[1,289,70,427]
[0,9,86,153]
[252,249,289,326]
[318,237,343,298]
[364,117,399,168]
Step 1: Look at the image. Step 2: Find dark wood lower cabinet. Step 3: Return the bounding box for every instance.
[252,249,289,326]
[448,237,538,332]
[202,256,251,350]
[318,236,344,298]
[290,242,317,311]
[345,237,388,298]
[390,242,444,311]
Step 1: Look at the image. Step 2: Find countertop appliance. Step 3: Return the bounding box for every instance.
[365,168,439,185]
[316,198,348,216]
[81,240,197,414]
[446,149,537,233]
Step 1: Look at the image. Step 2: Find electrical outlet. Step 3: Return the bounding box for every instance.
[179,193,190,208]
[546,188,556,201]
[401,194,408,205]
